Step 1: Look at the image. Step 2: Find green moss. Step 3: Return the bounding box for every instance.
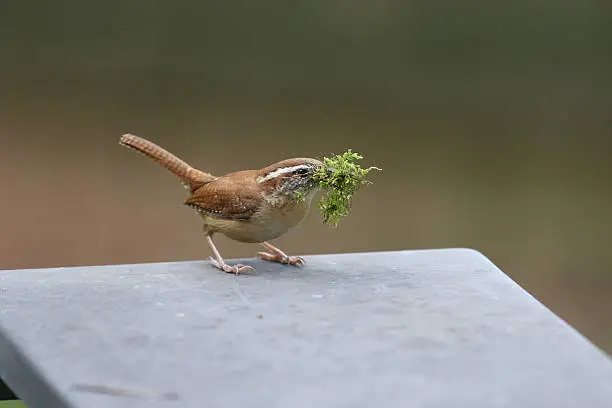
[313,150,380,227]
[294,190,306,202]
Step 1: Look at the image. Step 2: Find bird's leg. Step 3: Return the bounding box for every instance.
[206,234,254,274]
[257,242,305,266]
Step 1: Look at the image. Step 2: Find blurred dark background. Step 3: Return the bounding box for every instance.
[0,1,610,353]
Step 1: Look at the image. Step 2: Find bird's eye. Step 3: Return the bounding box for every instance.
[294,168,308,175]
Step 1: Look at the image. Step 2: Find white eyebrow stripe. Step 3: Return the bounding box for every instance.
[257,165,310,183]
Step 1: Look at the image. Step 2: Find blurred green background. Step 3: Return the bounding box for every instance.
[0,402,23,408]
[1,0,611,370]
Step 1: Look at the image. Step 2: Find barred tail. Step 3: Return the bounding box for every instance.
[119,134,216,190]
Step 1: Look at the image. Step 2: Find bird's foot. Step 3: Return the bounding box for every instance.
[208,257,255,275]
[257,241,305,266]
[256,252,305,266]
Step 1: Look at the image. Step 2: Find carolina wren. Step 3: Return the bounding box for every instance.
[119,134,323,274]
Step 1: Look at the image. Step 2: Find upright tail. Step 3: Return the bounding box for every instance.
[119,133,216,191]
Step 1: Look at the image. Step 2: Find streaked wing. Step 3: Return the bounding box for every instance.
[184,176,261,220]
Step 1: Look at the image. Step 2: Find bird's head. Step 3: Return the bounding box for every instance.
[257,158,324,198]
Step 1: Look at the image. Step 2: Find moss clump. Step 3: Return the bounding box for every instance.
[313,150,380,227]
[294,190,306,202]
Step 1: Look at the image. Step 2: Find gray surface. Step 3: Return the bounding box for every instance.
[1,249,611,408]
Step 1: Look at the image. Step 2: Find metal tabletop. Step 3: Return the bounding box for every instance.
[1,249,611,408]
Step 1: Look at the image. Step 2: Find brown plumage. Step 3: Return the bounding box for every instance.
[119,134,216,192]
[185,158,322,221]
[119,133,323,274]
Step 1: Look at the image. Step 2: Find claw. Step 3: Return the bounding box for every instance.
[257,252,305,266]
[208,257,255,275]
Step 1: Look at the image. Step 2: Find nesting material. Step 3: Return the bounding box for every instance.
[313,150,380,227]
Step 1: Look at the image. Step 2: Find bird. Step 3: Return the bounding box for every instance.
[119,133,324,274]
